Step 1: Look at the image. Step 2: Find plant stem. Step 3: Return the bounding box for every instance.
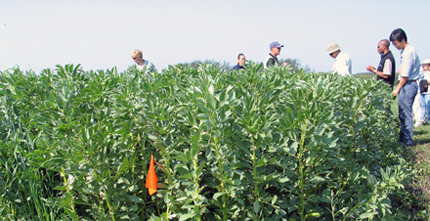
[104,188,116,221]
[61,167,76,214]
[251,136,259,219]
[299,124,307,221]
[193,157,202,221]
[214,136,227,221]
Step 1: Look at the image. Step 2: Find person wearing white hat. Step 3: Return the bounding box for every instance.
[131,49,156,74]
[327,42,352,76]
[420,59,430,122]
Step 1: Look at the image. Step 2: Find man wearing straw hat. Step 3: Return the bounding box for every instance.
[327,42,352,76]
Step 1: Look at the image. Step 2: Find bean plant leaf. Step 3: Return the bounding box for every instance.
[254,201,260,214]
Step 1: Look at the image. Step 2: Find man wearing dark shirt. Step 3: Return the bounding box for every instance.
[264,41,284,69]
[232,53,246,70]
[366,39,396,89]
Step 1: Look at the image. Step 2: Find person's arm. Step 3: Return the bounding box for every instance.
[393,76,407,96]
[393,66,405,96]
[381,59,393,79]
[367,60,392,79]
[375,70,389,79]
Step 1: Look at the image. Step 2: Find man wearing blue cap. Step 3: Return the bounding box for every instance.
[264,41,286,69]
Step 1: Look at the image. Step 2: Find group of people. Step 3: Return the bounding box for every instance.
[232,41,289,70]
[232,29,429,147]
[300,28,429,147]
[130,28,428,147]
[363,28,429,147]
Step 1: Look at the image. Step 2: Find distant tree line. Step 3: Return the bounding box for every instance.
[278,58,313,73]
[175,59,231,72]
[174,58,313,73]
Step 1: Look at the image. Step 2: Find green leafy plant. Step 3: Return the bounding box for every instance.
[0,62,413,220]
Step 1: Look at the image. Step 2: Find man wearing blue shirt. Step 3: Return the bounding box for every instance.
[390,28,421,146]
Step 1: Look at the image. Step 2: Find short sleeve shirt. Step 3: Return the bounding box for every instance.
[400,45,420,80]
[382,59,393,76]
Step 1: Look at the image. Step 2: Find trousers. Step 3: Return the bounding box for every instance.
[398,81,417,146]
[421,93,430,121]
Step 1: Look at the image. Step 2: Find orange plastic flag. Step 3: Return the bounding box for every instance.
[145,155,158,196]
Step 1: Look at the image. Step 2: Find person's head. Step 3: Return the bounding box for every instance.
[131,49,144,63]
[389,28,408,50]
[270,41,284,57]
[327,42,341,58]
[237,53,245,66]
[422,59,430,71]
[377,39,390,54]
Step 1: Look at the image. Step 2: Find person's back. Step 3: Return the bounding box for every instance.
[332,51,352,76]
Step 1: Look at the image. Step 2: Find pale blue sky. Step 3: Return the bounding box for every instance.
[1,0,430,74]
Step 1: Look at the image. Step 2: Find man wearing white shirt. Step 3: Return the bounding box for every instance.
[327,42,352,76]
[390,28,421,146]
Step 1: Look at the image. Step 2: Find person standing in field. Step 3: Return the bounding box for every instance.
[390,28,421,146]
[366,39,395,89]
[232,53,246,70]
[264,41,287,69]
[131,49,156,74]
[327,42,352,76]
[420,59,430,123]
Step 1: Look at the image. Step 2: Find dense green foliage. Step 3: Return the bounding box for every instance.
[0,63,412,220]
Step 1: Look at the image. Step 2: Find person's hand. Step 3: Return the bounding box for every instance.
[366,65,375,73]
[283,62,288,66]
[393,88,400,96]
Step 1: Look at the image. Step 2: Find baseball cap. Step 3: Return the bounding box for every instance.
[270,41,284,49]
